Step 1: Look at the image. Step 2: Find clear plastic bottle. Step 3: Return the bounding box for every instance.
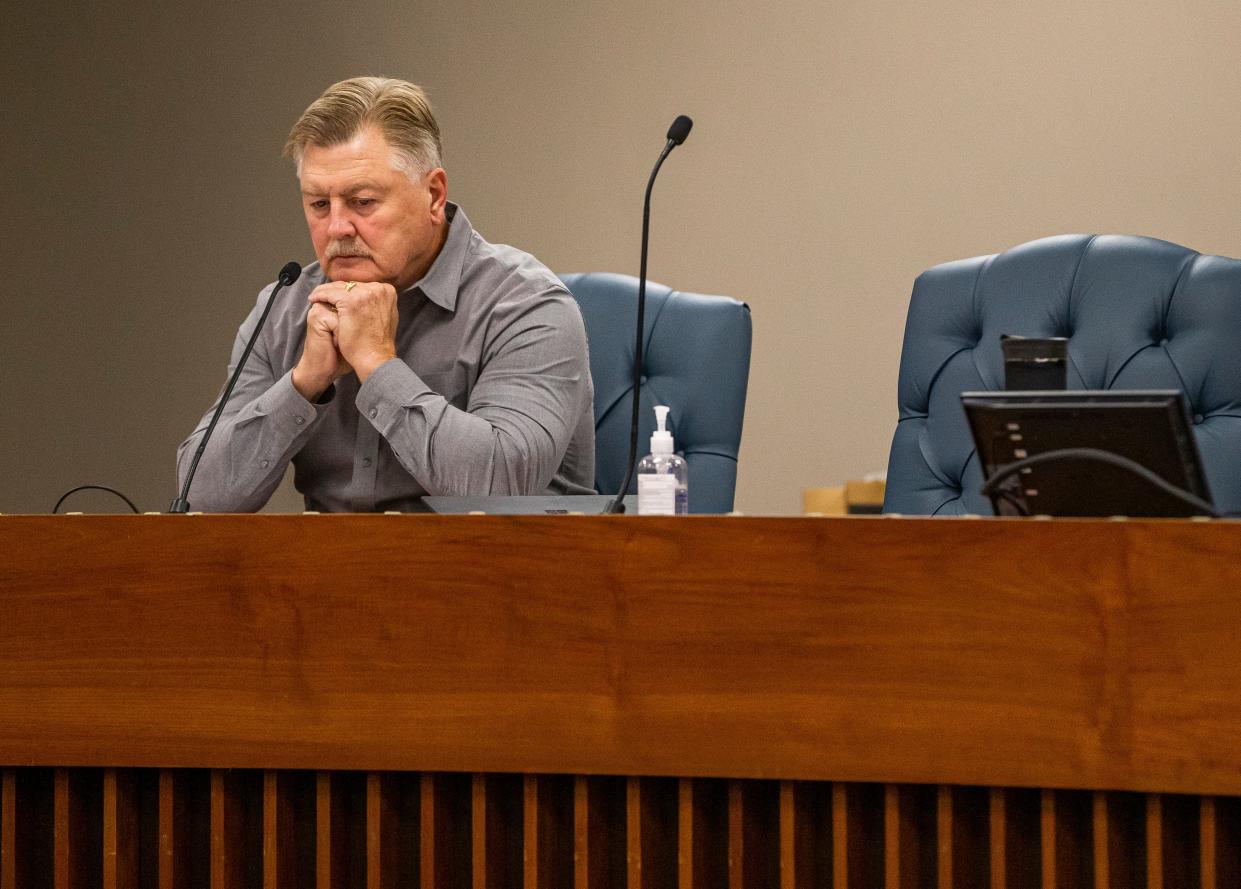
[637,405,689,515]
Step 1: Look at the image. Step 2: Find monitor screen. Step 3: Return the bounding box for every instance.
[961,390,1212,517]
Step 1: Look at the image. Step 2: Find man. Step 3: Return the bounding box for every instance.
[177,77,595,512]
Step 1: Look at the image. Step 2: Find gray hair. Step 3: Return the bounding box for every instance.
[284,76,443,180]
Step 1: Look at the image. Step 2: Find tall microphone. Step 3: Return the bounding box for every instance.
[170,261,302,513]
[607,115,694,514]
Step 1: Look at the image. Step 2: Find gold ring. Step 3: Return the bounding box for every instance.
[344,281,357,292]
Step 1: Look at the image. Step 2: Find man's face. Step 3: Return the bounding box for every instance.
[299,126,447,291]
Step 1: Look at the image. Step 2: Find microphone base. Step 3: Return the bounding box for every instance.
[168,498,190,514]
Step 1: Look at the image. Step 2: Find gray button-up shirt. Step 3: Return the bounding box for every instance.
[177,204,595,512]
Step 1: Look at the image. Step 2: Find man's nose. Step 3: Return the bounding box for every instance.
[326,205,356,239]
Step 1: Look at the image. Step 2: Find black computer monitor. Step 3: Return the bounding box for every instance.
[961,390,1213,517]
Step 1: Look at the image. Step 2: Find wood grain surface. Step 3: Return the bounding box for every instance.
[2,515,1241,797]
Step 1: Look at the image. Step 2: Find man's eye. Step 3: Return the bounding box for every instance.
[355,198,375,208]
[309,200,328,210]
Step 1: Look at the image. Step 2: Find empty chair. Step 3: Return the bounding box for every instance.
[560,273,752,514]
[884,234,1241,515]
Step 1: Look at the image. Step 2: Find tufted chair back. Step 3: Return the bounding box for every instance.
[884,234,1241,516]
[560,273,752,513]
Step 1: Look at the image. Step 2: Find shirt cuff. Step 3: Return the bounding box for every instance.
[247,370,326,434]
[356,358,436,427]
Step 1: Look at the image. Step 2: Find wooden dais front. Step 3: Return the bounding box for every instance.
[4,514,1241,887]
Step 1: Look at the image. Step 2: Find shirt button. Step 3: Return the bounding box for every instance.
[260,459,270,468]
[362,457,373,468]
[369,407,378,419]
[294,416,305,426]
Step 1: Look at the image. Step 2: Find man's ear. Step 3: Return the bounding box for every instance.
[427,168,448,221]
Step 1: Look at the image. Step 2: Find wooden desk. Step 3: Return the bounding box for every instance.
[1,515,1239,887]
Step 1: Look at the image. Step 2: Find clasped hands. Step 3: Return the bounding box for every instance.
[292,280,399,402]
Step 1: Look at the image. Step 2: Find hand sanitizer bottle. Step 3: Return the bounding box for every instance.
[637,405,689,515]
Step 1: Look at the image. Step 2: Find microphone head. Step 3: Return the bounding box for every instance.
[666,115,693,146]
[278,261,302,286]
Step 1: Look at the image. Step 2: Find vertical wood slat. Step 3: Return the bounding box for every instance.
[678,777,725,889]
[211,770,243,889]
[159,769,209,889]
[728,780,776,889]
[626,779,641,889]
[678,781,694,889]
[1040,789,1057,889]
[727,782,742,889]
[315,772,350,889]
[1097,792,1143,889]
[779,782,830,889]
[265,770,316,889]
[883,786,899,889]
[574,779,589,889]
[1091,792,1108,889]
[883,784,935,889]
[574,777,624,889]
[421,773,470,889]
[317,772,366,889]
[103,769,137,889]
[626,777,676,889]
[992,788,1041,889]
[54,768,100,889]
[472,777,486,889]
[1202,797,1216,889]
[54,769,73,889]
[1156,793,1200,888]
[1200,795,1241,889]
[422,774,439,889]
[7,769,53,889]
[829,783,881,889]
[523,777,540,889]
[1043,790,1091,889]
[367,773,401,889]
[937,785,953,889]
[524,775,572,889]
[263,772,286,889]
[317,773,332,889]
[1201,789,1241,888]
[159,770,176,889]
[2,770,15,889]
[208,771,259,889]
[778,783,793,889]
[831,784,847,889]
[1146,794,1163,889]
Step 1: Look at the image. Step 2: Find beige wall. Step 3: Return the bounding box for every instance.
[5,0,1241,514]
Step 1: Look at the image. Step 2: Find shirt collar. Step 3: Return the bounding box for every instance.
[401,202,470,312]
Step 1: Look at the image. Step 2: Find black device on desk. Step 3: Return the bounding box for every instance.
[961,390,1214,517]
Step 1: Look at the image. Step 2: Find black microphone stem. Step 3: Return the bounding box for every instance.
[609,141,675,514]
[170,263,301,513]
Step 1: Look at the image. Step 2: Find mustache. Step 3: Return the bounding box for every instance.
[326,238,371,260]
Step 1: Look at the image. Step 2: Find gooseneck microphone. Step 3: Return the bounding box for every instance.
[169,261,302,513]
[607,115,694,514]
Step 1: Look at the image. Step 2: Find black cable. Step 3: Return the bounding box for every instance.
[979,447,1217,517]
[53,485,141,514]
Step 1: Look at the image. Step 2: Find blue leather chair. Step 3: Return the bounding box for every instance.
[560,273,752,513]
[884,234,1241,515]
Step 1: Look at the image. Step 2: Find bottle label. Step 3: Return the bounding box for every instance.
[638,475,677,515]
